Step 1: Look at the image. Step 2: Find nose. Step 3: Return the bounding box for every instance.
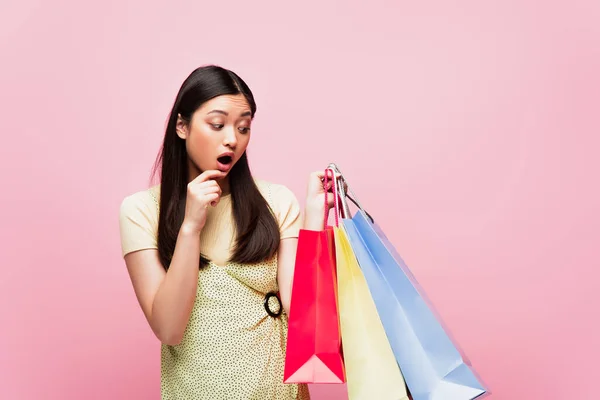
[223,126,238,149]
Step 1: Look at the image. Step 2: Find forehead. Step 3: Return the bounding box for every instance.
[197,94,251,115]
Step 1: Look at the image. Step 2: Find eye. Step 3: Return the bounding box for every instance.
[238,126,250,134]
[210,123,224,130]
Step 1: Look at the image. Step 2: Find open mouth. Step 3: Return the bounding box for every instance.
[217,155,233,165]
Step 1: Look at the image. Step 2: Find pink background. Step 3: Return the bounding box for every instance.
[1,0,599,399]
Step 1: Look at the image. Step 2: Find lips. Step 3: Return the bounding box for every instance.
[216,152,235,172]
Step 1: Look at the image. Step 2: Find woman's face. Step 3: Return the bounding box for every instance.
[177,94,252,181]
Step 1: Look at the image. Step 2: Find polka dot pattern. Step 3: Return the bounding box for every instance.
[160,258,310,400]
[121,179,310,399]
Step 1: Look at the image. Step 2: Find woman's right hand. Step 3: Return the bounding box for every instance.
[181,170,226,234]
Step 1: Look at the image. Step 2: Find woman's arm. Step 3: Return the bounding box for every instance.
[123,170,225,346]
[124,223,201,346]
[277,171,334,315]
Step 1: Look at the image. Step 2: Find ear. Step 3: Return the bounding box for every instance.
[176,114,189,139]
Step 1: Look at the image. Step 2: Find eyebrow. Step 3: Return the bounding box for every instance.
[207,110,252,117]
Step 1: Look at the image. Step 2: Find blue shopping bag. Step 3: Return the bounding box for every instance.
[329,164,488,400]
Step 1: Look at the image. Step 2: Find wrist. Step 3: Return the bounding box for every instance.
[305,199,325,214]
[180,220,203,236]
[303,203,326,231]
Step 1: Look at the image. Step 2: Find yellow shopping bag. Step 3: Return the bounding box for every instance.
[334,225,410,400]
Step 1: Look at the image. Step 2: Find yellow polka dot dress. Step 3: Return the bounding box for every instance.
[119,180,311,400]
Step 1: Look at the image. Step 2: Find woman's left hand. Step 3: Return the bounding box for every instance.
[303,170,345,231]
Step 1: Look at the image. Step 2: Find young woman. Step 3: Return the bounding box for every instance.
[118,65,335,399]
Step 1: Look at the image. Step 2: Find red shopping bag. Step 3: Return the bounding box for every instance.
[283,169,345,384]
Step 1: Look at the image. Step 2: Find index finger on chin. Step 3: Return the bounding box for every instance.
[194,170,226,183]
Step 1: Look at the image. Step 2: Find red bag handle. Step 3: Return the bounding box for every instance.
[323,167,340,227]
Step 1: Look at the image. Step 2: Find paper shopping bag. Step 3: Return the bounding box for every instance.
[326,162,487,400]
[283,169,345,384]
[334,224,410,400]
[342,212,487,400]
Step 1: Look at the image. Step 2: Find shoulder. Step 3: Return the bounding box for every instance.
[118,185,160,256]
[254,179,299,208]
[119,185,160,221]
[254,179,302,238]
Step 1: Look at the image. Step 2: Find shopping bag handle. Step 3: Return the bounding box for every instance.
[323,167,340,227]
[327,163,375,224]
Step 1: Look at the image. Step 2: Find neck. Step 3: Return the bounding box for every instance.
[219,177,231,196]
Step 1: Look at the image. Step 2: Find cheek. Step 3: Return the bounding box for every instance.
[189,131,210,148]
[238,133,251,150]
[186,128,215,165]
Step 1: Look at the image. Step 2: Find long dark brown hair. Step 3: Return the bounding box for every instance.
[151,65,280,270]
